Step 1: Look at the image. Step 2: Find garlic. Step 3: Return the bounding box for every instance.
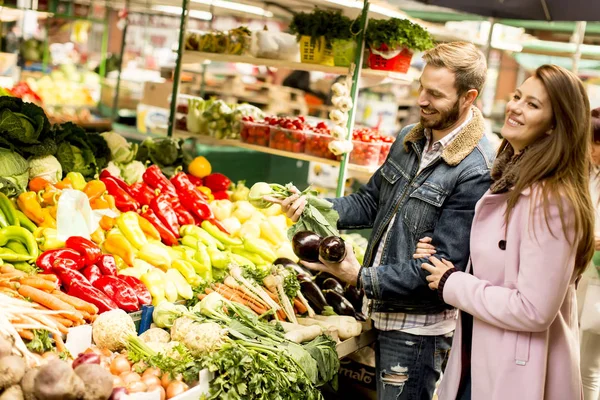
[331,125,348,140]
[329,109,348,125]
[329,140,354,156]
[331,82,348,97]
[333,96,353,113]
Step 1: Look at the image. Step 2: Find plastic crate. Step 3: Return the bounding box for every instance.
[350,141,383,167]
[240,121,270,147]
[368,45,413,73]
[299,36,334,66]
[269,126,306,153]
[305,131,341,161]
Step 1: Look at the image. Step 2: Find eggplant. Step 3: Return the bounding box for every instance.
[319,236,347,263]
[321,277,345,297]
[297,273,313,283]
[345,285,364,311]
[292,231,323,262]
[324,290,356,317]
[300,280,329,313]
[314,271,337,288]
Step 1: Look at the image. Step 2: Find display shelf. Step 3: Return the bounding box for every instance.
[336,329,376,359]
[173,130,380,175]
[181,51,413,82]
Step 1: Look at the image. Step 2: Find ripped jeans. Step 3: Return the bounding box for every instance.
[375,330,453,400]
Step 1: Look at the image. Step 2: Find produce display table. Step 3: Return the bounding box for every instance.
[336,329,377,359]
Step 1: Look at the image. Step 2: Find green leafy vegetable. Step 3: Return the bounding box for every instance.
[26,329,54,353]
[303,335,340,388]
[136,137,192,177]
[0,148,29,195]
[283,271,300,299]
[366,18,434,51]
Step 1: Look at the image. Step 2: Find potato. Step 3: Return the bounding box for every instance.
[34,360,84,400]
[20,368,39,400]
[0,335,12,358]
[0,385,24,400]
[74,364,114,400]
[0,356,25,390]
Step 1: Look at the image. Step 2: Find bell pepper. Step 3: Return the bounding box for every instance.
[66,236,102,266]
[38,208,56,229]
[83,180,106,201]
[198,186,213,202]
[203,173,231,193]
[15,210,36,233]
[260,220,285,246]
[171,259,201,286]
[90,193,116,210]
[116,211,148,250]
[243,237,277,263]
[143,165,178,198]
[113,254,128,270]
[135,214,160,241]
[100,170,136,196]
[95,254,117,276]
[68,279,118,313]
[171,198,195,226]
[186,174,203,187]
[118,275,152,306]
[180,225,224,250]
[17,192,44,225]
[66,172,87,191]
[28,177,50,193]
[90,228,105,245]
[118,267,143,280]
[150,192,180,238]
[103,230,137,266]
[99,216,115,231]
[207,246,231,269]
[139,206,178,246]
[34,227,64,251]
[201,220,241,246]
[212,191,229,200]
[230,246,268,266]
[141,269,166,306]
[55,177,72,190]
[0,226,39,258]
[137,242,171,270]
[83,264,102,284]
[231,253,255,268]
[0,193,19,228]
[36,248,84,273]
[165,269,193,300]
[171,172,217,211]
[129,182,155,206]
[161,271,179,303]
[93,276,140,312]
[0,248,35,262]
[53,259,88,290]
[100,176,139,212]
[38,187,60,206]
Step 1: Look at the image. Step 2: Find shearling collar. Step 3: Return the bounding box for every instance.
[403,106,485,166]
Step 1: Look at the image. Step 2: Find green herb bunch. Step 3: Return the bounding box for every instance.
[290,8,356,45]
[366,18,434,52]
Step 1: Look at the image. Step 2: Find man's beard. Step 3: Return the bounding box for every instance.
[420,100,461,131]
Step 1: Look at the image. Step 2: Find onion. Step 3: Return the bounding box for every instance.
[108,387,127,400]
[142,374,161,389]
[110,355,132,376]
[132,361,148,373]
[166,381,188,399]
[41,352,59,361]
[113,376,125,388]
[161,373,174,389]
[72,352,101,369]
[127,380,148,393]
[148,384,166,400]
[142,367,162,379]
[120,371,141,386]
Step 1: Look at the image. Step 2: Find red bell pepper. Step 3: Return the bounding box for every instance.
[101,176,140,212]
[83,264,102,285]
[212,190,229,200]
[68,279,118,314]
[171,198,195,226]
[66,236,102,266]
[139,207,179,246]
[36,248,84,273]
[170,172,197,193]
[95,254,117,276]
[53,259,89,290]
[143,165,178,198]
[93,276,139,312]
[99,170,136,197]
[118,275,152,306]
[150,192,180,237]
[203,173,231,192]
[129,182,155,206]
[186,174,203,187]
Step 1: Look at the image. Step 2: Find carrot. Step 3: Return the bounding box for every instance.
[54,334,66,353]
[0,281,20,290]
[213,285,266,315]
[1,271,27,279]
[60,310,85,325]
[51,291,98,315]
[19,277,57,292]
[215,284,264,309]
[198,293,207,300]
[293,297,307,314]
[276,309,287,321]
[18,285,75,312]
[80,311,97,323]
[0,264,15,274]
[51,315,73,327]
[38,274,59,283]
[17,330,34,341]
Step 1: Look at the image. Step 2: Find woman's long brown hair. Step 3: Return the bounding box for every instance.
[499,64,595,277]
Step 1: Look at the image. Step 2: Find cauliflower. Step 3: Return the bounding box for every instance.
[101,132,137,163]
[182,322,226,357]
[170,317,198,342]
[120,161,145,185]
[103,162,122,178]
[92,309,136,352]
[28,155,62,184]
[139,328,170,344]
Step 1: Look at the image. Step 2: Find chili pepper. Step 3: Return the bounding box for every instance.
[68,279,118,313]
[90,228,105,245]
[0,226,39,258]
[34,227,64,251]
[194,242,212,270]
[83,264,102,285]
[28,177,50,193]
[38,187,61,207]
[36,248,84,273]
[150,192,180,238]
[198,186,213,201]
[100,170,136,196]
[230,246,267,266]
[66,172,87,191]
[231,253,255,268]
[116,211,148,250]
[129,182,155,206]
[137,242,171,270]
[212,191,229,200]
[93,276,140,312]
[113,254,128,271]
[99,216,115,231]
[135,214,160,241]
[0,193,19,228]
[201,220,241,246]
[83,180,106,201]
[0,248,35,262]
[5,240,29,256]
[39,208,56,229]
[140,269,166,306]
[53,259,88,288]
[177,191,212,221]
[17,192,44,225]
[203,173,231,192]
[143,165,178,198]
[139,206,178,246]
[95,254,117,276]
[242,237,277,263]
[186,174,203,187]
[101,176,139,212]
[54,177,72,190]
[90,193,115,210]
[118,275,152,306]
[15,210,36,233]
[165,269,193,300]
[171,198,195,226]
[206,246,232,269]
[180,225,224,250]
[162,271,179,303]
[65,236,102,266]
[171,259,201,286]
[103,230,137,266]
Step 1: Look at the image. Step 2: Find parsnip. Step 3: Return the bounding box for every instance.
[284,325,323,343]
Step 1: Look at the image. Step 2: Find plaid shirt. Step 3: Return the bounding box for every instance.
[368,112,472,333]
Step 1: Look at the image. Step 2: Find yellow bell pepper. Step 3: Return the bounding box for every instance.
[166,269,193,299]
[137,242,172,270]
[133,259,154,275]
[155,269,178,302]
[38,208,56,229]
[141,269,166,306]
[104,229,137,266]
[172,259,201,286]
[119,267,143,279]
[65,172,87,191]
[198,186,214,202]
[117,212,148,250]
[17,192,44,225]
[113,254,128,270]
[90,227,105,245]
[34,227,64,251]
[260,220,284,246]
[136,214,160,241]
[243,237,277,263]
[180,225,224,250]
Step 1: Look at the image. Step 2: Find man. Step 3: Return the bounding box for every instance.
[279,42,495,400]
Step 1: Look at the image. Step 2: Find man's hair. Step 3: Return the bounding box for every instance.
[422,41,487,95]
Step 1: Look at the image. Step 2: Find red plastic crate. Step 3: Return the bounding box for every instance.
[269,126,306,153]
[240,121,270,147]
[368,45,413,73]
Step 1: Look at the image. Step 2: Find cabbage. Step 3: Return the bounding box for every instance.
[28,155,62,184]
[0,148,29,196]
[120,161,145,185]
[101,131,137,163]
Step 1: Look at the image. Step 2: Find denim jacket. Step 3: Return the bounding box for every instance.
[332,107,495,315]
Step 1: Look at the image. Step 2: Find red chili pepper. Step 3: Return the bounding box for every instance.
[118,275,152,306]
[186,174,203,187]
[129,182,155,206]
[65,236,102,266]
[139,206,179,246]
[99,170,136,197]
[82,264,102,285]
[150,192,180,237]
[36,248,84,273]
[170,172,196,193]
[101,176,140,212]
[95,254,117,276]
[212,190,229,200]
[143,165,178,198]
[68,279,118,313]
[53,259,89,291]
[93,276,139,312]
[171,198,195,226]
[203,173,231,192]
[177,191,212,221]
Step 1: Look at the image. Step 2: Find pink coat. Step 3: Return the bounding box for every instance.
[438,188,583,400]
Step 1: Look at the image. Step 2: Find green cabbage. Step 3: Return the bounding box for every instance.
[28,155,62,184]
[101,131,137,163]
[0,148,29,196]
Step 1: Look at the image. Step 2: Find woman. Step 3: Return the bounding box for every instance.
[415,64,595,400]
[578,108,600,400]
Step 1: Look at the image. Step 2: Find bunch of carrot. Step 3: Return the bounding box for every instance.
[0,264,99,347]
